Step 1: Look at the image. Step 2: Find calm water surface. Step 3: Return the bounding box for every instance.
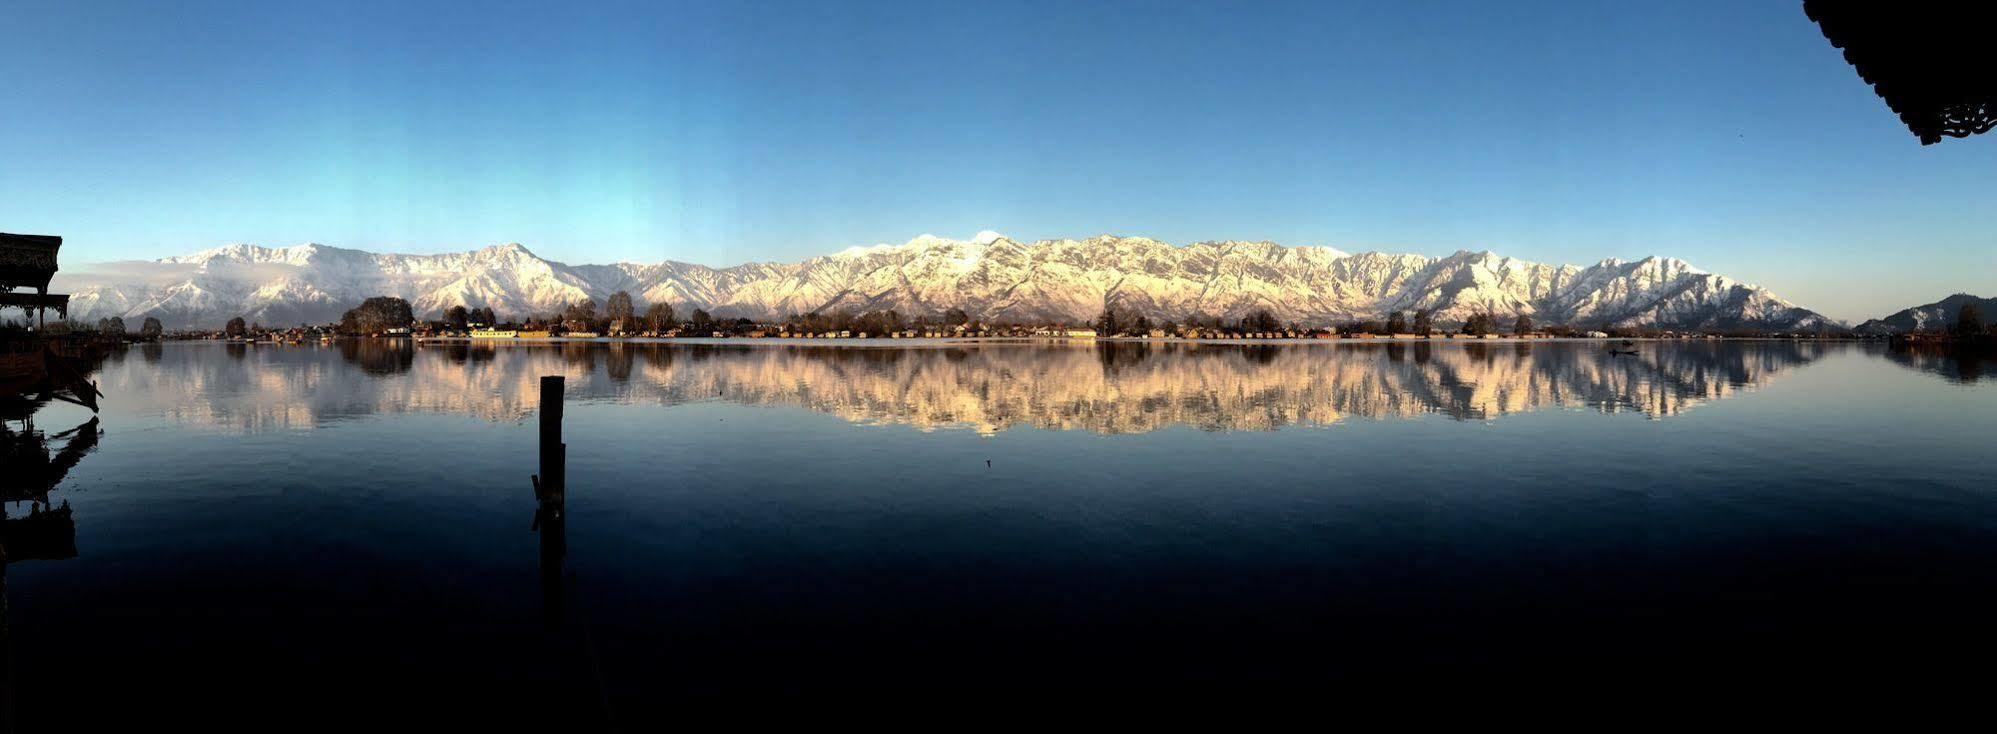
[6,339,1996,722]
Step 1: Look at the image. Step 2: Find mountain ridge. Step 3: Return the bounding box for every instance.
[1854,293,1995,334]
[61,233,1839,331]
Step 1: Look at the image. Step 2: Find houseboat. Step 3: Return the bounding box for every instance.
[2,233,104,411]
[470,328,518,339]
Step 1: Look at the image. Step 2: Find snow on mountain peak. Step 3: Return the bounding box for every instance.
[1654,256,1705,275]
[835,242,902,258]
[832,232,1002,259]
[475,242,539,260]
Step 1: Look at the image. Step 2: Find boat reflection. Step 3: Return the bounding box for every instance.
[2,410,101,733]
[2,416,99,511]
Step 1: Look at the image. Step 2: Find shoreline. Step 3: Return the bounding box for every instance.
[302,334,1870,347]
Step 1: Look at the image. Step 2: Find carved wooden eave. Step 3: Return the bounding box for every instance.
[1805,1,1997,144]
[0,233,64,294]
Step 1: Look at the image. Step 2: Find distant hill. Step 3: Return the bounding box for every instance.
[1854,293,1996,334]
[63,232,1839,331]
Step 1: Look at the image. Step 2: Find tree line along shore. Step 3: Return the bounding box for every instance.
[22,293,1991,345]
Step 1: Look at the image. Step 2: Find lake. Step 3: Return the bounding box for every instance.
[5,338,1995,723]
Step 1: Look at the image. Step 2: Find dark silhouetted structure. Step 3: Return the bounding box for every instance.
[531,375,566,626]
[2,232,105,412]
[2,417,100,507]
[1805,1,1997,144]
[2,339,104,412]
[0,234,68,328]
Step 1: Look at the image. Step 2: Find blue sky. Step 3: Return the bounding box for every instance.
[4,0,1993,321]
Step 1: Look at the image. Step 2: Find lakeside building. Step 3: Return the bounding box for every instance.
[1034,327,1098,339]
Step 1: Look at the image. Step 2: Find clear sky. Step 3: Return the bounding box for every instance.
[4,0,1993,321]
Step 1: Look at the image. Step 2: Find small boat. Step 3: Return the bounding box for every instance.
[1608,348,1639,356]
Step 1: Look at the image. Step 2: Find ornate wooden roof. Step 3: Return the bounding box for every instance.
[0,233,64,293]
[1805,1,1997,144]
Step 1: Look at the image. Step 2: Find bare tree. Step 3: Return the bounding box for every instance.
[607,290,636,324]
[645,302,677,332]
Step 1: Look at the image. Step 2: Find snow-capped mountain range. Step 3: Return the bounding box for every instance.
[61,231,1837,330]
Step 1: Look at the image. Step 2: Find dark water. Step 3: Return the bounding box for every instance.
[5,339,1995,722]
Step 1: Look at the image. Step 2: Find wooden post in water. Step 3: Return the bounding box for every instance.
[538,375,564,495]
[533,375,567,626]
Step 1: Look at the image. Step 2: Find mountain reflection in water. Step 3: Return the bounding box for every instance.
[109,339,1829,434]
[10,336,1997,724]
[1884,340,1994,384]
